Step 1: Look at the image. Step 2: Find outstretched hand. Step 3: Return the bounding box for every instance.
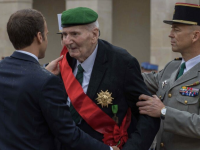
[136,94,165,117]
[45,55,63,75]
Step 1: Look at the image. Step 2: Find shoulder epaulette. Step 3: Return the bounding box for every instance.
[174,57,182,60]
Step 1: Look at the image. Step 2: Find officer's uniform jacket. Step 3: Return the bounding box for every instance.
[142,59,200,150]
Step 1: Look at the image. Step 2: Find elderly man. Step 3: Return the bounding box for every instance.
[0,8,119,150]
[53,7,160,150]
[137,3,200,150]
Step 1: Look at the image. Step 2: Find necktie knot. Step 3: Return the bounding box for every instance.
[77,64,84,73]
[177,62,186,79]
[76,64,84,85]
[180,62,186,70]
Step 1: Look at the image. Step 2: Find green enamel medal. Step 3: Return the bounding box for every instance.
[112,105,118,124]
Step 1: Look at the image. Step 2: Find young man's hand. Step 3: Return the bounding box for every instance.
[45,55,63,75]
[111,146,120,150]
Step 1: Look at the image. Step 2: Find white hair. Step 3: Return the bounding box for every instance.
[86,20,99,30]
[93,20,99,28]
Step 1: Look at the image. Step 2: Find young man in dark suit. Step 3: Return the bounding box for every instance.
[0,8,119,150]
[50,7,160,150]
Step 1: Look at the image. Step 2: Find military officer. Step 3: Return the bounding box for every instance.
[137,3,200,150]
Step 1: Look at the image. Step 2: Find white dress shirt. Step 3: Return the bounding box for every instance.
[67,44,98,106]
[181,54,200,74]
[16,50,38,62]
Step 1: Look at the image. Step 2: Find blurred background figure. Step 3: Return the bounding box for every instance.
[141,62,158,73]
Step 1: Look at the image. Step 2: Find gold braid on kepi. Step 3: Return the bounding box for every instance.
[164,3,200,25]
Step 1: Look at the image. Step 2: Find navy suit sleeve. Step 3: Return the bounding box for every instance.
[39,75,110,150]
[122,57,160,150]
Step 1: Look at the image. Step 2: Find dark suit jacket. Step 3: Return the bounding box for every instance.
[63,39,160,150]
[0,51,109,150]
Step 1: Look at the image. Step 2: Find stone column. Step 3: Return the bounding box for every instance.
[150,0,187,70]
[65,0,112,43]
[0,0,33,58]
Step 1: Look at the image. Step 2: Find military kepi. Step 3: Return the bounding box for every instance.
[164,3,200,25]
[61,7,98,27]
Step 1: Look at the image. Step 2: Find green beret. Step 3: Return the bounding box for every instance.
[61,7,98,27]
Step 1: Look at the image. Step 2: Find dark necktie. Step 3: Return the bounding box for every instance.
[70,64,84,124]
[176,62,186,79]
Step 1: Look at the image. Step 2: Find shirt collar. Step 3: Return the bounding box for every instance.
[182,54,200,72]
[76,44,98,72]
[16,50,39,62]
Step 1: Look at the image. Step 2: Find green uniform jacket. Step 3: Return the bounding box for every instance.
[142,59,200,150]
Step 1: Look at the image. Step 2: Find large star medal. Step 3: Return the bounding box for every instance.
[96,90,114,108]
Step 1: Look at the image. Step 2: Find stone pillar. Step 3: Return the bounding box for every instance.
[113,0,150,65]
[0,0,33,58]
[65,0,112,43]
[150,0,187,70]
[33,0,65,65]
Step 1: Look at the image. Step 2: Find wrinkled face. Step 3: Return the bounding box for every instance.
[38,21,48,59]
[62,25,97,62]
[169,24,193,53]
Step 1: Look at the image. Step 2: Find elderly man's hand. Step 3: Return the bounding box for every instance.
[136,94,165,117]
[111,146,120,150]
[45,55,63,75]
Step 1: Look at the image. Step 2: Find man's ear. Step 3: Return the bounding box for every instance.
[92,28,99,43]
[192,31,200,43]
[36,32,43,44]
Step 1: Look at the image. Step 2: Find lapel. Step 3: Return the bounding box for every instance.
[86,39,108,100]
[168,62,181,88]
[10,51,40,65]
[169,62,200,90]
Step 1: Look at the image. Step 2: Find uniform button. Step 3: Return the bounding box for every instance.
[185,100,188,104]
[159,96,162,99]
[168,93,172,98]
[160,143,164,147]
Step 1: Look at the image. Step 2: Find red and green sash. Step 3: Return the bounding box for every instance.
[59,46,131,148]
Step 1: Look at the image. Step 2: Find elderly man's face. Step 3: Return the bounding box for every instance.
[169,24,194,53]
[62,25,98,62]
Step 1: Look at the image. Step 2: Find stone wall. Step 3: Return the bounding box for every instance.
[1,0,199,66]
[33,0,65,65]
[113,0,150,64]
[0,0,32,59]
